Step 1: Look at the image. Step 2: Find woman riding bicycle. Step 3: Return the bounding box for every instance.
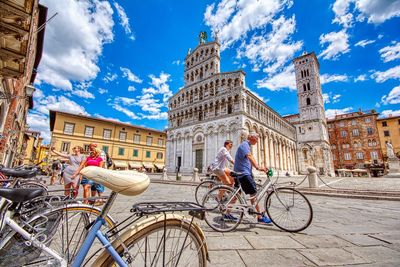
[208,140,235,187]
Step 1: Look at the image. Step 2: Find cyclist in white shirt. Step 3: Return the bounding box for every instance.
[209,140,235,187]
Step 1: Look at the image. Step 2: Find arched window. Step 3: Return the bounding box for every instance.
[301,70,304,78]
[307,69,309,76]
[306,98,311,105]
[303,149,308,160]
[307,83,311,91]
[303,84,306,92]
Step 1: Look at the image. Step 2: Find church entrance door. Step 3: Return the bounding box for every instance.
[195,149,203,173]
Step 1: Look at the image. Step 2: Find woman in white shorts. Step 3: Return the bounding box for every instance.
[209,140,235,187]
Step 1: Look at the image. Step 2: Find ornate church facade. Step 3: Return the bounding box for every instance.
[166,35,300,174]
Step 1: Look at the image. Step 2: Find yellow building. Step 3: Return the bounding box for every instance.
[22,131,42,165]
[376,115,400,159]
[49,110,166,172]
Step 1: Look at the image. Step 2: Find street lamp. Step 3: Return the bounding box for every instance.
[0,84,36,100]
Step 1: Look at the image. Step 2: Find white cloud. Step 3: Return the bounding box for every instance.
[204,0,292,50]
[236,15,303,74]
[354,74,367,82]
[37,0,114,90]
[355,39,375,47]
[113,2,135,40]
[103,72,118,83]
[381,85,400,105]
[319,30,350,60]
[94,113,124,123]
[379,41,400,62]
[128,85,136,92]
[325,107,353,119]
[172,60,181,65]
[112,104,140,120]
[322,93,330,103]
[323,93,342,104]
[320,73,349,84]
[72,89,95,99]
[148,72,173,102]
[27,112,52,143]
[371,65,400,83]
[256,65,296,91]
[355,0,400,24]
[98,88,108,94]
[332,0,354,28]
[379,109,400,118]
[115,96,136,106]
[120,67,142,83]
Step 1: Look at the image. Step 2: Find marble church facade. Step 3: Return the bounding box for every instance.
[166,37,298,174]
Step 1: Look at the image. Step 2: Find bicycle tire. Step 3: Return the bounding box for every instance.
[99,217,208,267]
[0,204,116,266]
[265,187,313,232]
[195,180,217,204]
[202,185,245,232]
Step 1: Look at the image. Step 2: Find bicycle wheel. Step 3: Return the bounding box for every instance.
[0,204,115,266]
[202,185,244,232]
[195,180,217,204]
[99,218,208,267]
[265,187,313,232]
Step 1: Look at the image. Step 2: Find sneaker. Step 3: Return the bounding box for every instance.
[223,214,238,221]
[257,216,272,224]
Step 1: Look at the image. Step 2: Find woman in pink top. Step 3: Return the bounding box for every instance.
[73,148,104,205]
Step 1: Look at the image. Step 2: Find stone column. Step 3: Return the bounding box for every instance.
[204,133,208,172]
[264,134,269,168]
[269,138,274,168]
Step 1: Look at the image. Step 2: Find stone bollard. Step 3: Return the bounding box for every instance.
[193,168,199,182]
[162,168,168,180]
[307,166,318,188]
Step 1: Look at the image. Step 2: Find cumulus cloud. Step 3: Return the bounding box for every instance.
[120,67,143,83]
[371,65,400,83]
[27,112,52,143]
[379,109,400,118]
[98,88,108,94]
[72,90,95,99]
[379,41,400,62]
[323,92,341,104]
[113,2,135,40]
[319,30,350,60]
[354,74,367,82]
[355,39,375,47]
[204,0,292,50]
[236,15,303,74]
[325,107,353,119]
[320,73,349,84]
[332,0,354,28]
[381,85,400,105]
[103,72,118,83]
[37,0,114,90]
[128,85,136,92]
[112,104,140,119]
[256,65,296,91]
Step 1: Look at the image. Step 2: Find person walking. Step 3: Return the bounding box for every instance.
[73,145,104,205]
[234,132,272,224]
[209,140,235,187]
[51,146,85,197]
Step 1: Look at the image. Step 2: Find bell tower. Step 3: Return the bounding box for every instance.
[293,52,334,176]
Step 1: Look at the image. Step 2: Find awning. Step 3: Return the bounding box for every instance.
[143,162,154,169]
[129,161,142,168]
[114,160,128,168]
[154,164,165,170]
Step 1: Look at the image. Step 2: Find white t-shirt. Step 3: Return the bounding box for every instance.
[209,147,234,171]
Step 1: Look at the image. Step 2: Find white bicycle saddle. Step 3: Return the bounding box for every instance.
[80,166,150,196]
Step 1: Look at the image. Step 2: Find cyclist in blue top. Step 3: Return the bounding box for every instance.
[234,131,272,224]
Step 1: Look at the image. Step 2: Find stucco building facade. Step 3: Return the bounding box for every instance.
[376,115,400,159]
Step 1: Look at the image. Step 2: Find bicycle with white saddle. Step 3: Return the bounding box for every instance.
[0,166,209,266]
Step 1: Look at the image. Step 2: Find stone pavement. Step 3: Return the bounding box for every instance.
[47,178,400,266]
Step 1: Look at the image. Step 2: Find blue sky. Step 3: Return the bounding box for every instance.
[30,0,400,142]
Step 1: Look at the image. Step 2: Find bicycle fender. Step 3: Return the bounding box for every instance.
[93,213,210,266]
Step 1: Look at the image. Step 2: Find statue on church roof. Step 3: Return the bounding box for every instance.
[199,31,208,44]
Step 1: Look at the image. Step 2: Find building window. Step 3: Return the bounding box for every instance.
[61,142,70,153]
[331,145,336,149]
[84,126,94,137]
[306,98,311,105]
[83,144,90,152]
[398,119,400,125]
[382,121,387,127]
[332,154,336,160]
[342,143,350,149]
[158,138,164,147]
[352,129,359,136]
[353,141,361,148]
[351,120,356,125]
[63,122,75,135]
[102,146,109,153]
[156,152,163,159]
[133,149,138,157]
[118,148,125,155]
[367,127,373,135]
[370,151,378,160]
[146,136,153,146]
[365,117,371,123]
[134,134,141,144]
[119,131,127,141]
[339,122,344,127]
[344,153,351,160]
[372,139,377,146]
[356,152,364,159]
[103,129,112,139]
[384,130,390,137]
[341,130,347,137]
[146,151,151,158]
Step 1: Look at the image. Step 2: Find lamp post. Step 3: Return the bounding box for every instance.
[0,84,36,100]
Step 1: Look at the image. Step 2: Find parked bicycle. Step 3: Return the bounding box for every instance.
[0,166,209,266]
[202,169,313,232]
[0,164,48,193]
